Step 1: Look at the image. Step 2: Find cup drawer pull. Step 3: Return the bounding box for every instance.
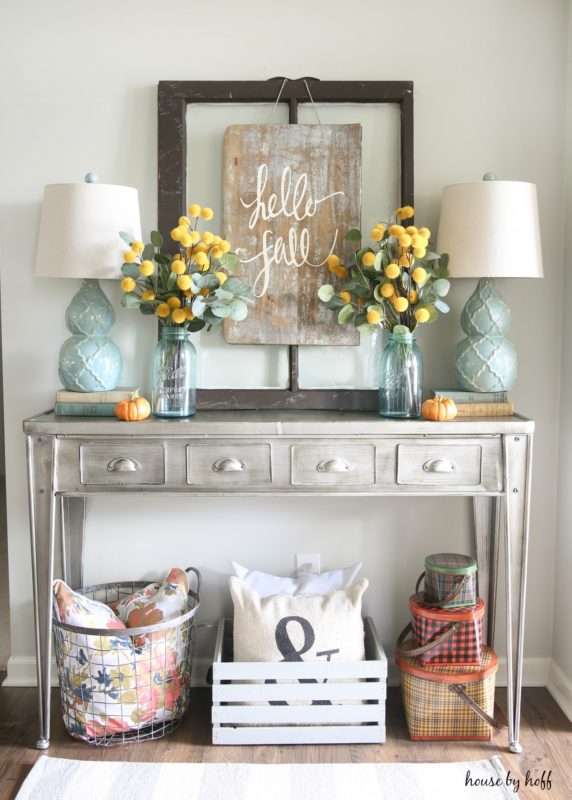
[423,458,456,473]
[212,457,246,472]
[317,457,351,473]
[107,457,140,472]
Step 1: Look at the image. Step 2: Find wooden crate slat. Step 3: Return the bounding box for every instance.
[213,681,386,703]
[212,703,383,724]
[212,724,386,746]
[213,661,385,681]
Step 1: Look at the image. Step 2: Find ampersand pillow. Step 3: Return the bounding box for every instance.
[231,561,362,598]
[230,577,368,663]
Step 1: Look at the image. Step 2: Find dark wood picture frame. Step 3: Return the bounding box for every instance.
[158,78,414,410]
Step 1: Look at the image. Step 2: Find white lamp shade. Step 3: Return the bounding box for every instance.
[35,182,142,279]
[436,180,543,279]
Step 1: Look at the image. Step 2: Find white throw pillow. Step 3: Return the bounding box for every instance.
[231,561,362,598]
[230,577,368,663]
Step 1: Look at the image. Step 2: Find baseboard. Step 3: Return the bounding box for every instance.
[546,658,572,721]
[4,654,551,689]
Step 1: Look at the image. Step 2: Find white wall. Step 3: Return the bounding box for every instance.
[0,0,567,686]
[550,1,572,719]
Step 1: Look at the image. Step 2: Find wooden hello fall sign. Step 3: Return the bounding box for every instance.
[223,124,361,346]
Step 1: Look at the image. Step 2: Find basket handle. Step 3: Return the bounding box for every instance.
[396,621,462,657]
[415,571,470,608]
[449,683,507,730]
[185,567,201,599]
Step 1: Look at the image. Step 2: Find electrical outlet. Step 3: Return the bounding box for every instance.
[295,553,320,576]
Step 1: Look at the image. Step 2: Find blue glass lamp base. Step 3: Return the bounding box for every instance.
[59,335,122,391]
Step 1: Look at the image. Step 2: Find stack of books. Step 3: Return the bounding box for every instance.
[431,389,513,417]
[54,387,139,416]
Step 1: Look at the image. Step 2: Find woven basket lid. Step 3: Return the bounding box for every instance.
[396,644,498,684]
[425,552,477,575]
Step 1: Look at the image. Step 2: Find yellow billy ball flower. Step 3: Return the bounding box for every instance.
[411,234,424,249]
[131,241,144,254]
[215,271,228,284]
[367,309,382,325]
[418,227,431,240]
[334,265,348,280]
[211,246,223,260]
[194,251,208,268]
[193,242,208,254]
[339,291,352,305]
[141,290,155,301]
[123,250,137,263]
[171,259,186,275]
[178,216,191,227]
[120,277,136,292]
[188,203,201,218]
[184,307,195,320]
[412,266,427,284]
[413,247,427,259]
[409,289,418,304]
[156,303,170,318]
[398,233,412,248]
[415,308,430,323]
[202,231,214,245]
[183,289,193,297]
[200,207,214,221]
[167,296,181,310]
[388,224,405,237]
[220,239,231,253]
[171,308,186,324]
[398,255,411,267]
[394,297,409,313]
[176,275,192,291]
[370,227,383,242]
[362,251,376,267]
[380,283,395,298]
[188,230,200,245]
[327,254,341,270]
[180,233,193,248]
[385,264,400,280]
[399,205,414,220]
[171,227,182,242]
[139,260,154,277]
[212,235,222,245]
[405,226,418,236]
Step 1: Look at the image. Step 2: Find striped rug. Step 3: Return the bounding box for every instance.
[16,755,518,800]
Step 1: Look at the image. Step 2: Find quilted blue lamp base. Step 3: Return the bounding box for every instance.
[454,278,518,392]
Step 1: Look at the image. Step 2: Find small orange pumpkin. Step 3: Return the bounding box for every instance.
[421,397,457,421]
[114,394,151,421]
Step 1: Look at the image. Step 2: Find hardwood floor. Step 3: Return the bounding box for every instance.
[0,687,570,800]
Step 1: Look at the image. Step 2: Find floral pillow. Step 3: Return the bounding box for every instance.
[52,580,126,630]
[115,567,189,628]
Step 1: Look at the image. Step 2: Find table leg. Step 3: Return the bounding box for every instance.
[473,496,501,647]
[503,434,533,754]
[60,497,86,589]
[26,434,57,750]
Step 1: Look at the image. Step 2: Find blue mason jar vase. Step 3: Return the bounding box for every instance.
[378,331,423,418]
[151,326,196,418]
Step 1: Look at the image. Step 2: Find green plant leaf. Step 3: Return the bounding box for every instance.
[318,284,335,302]
[326,295,345,310]
[121,263,140,279]
[393,324,410,334]
[432,278,450,297]
[120,294,141,309]
[167,272,178,290]
[344,228,362,243]
[187,319,206,332]
[424,251,441,261]
[338,304,354,324]
[154,253,172,266]
[119,231,134,246]
[343,280,370,299]
[150,230,163,248]
[211,305,232,318]
[229,298,248,321]
[434,299,450,313]
[142,243,155,261]
[355,247,371,267]
[193,273,220,290]
[192,296,207,318]
[357,323,376,336]
[355,312,367,327]
[139,303,155,315]
[439,253,449,272]
[374,251,384,272]
[219,252,240,271]
[215,287,234,301]
[373,284,383,303]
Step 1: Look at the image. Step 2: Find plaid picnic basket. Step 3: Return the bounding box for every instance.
[417,553,477,609]
[396,595,485,666]
[396,645,505,741]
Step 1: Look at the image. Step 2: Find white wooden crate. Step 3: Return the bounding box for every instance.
[212,616,387,745]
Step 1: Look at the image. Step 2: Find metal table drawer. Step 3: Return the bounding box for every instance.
[80,443,166,485]
[187,443,271,486]
[396,439,502,491]
[291,443,376,486]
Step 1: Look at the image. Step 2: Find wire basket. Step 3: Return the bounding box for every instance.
[52,567,200,746]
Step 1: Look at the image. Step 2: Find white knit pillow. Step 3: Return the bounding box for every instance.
[230,577,368,663]
[231,561,362,598]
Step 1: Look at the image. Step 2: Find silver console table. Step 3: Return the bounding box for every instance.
[23,410,534,752]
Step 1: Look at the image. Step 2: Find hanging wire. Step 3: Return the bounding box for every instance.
[303,78,322,124]
[267,77,288,124]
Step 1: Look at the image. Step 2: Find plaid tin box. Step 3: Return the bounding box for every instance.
[418,552,477,609]
[398,594,485,666]
[396,645,504,741]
